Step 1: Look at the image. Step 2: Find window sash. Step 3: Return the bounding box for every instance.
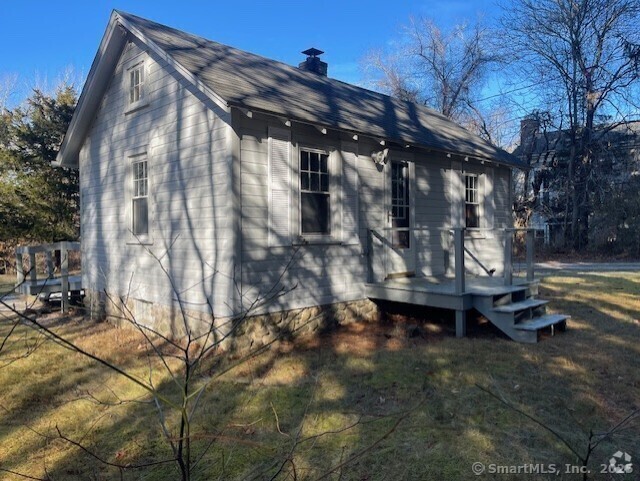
[132,159,149,235]
[129,64,144,104]
[300,149,331,235]
[391,162,410,228]
[464,173,480,228]
[132,197,149,235]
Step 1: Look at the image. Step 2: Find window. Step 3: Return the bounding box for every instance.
[300,149,330,235]
[391,161,410,248]
[132,157,149,236]
[465,173,480,228]
[127,61,145,108]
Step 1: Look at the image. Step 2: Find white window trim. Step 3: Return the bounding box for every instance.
[125,145,154,245]
[123,54,149,114]
[296,145,339,243]
[456,165,494,239]
[464,172,481,230]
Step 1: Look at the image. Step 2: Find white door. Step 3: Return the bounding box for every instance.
[386,160,415,277]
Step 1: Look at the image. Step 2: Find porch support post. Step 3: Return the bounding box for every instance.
[455,310,466,338]
[28,253,37,285]
[61,242,69,314]
[15,252,24,285]
[504,229,513,286]
[46,251,54,278]
[526,229,535,282]
[453,228,465,295]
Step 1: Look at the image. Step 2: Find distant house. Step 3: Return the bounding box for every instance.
[514,117,640,246]
[57,11,564,345]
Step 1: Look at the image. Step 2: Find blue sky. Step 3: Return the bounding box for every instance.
[0,0,498,106]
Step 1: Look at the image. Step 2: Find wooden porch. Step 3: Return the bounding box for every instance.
[365,228,569,343]
[15,242,83,313]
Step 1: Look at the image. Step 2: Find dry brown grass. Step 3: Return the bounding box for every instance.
[0,272,638,480]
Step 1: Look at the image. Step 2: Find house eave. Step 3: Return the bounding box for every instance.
[56,10,232,169]
[229,103,526,170]
[56,11,128,169]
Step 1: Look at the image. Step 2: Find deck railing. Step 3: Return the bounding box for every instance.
[15,241,81,313]
[367,227,536,294]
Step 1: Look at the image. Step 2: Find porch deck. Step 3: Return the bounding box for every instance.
[365,227,568,343]
[15,242,82,312]
[365,275,537,311]
[365,274,567,343]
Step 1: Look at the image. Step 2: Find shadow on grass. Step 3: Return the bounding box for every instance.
[1,272,639,480]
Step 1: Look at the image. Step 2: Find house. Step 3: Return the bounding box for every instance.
[515,116,640,248]
[56,11,567,345]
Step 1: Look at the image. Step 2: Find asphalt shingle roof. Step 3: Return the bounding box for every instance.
[118,11,523,168]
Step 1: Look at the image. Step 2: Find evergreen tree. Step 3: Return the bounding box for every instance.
[0,85,78,244]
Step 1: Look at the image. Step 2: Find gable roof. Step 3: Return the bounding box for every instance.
[57,10,525,169]
[513,120,640,171]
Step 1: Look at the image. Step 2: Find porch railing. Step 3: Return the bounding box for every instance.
[367,227,536,294]
[15,241,81,313]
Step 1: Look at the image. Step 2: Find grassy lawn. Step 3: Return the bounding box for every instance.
[0,274,16,296]
[0,272,638,480]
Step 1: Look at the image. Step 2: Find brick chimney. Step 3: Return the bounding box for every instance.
[299,48,328,76]
[520,115,540,156]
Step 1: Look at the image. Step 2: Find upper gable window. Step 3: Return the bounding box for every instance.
[129,63,144,104]
[124,57,148,112]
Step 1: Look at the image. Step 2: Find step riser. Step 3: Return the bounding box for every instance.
[472,284,566,343]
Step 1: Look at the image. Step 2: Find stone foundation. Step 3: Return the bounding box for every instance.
[84,289,380,354]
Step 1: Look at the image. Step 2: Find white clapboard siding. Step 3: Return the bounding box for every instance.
[450,161,464,228]
[80,41,235,318]
[341,141,359,245]
[268,127,292,247]
[483,166,495,235]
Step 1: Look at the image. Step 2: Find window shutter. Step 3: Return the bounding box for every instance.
[450,161,464,228]
[483,166,495,236]
[341,142,359,244]
[268,127,292,246]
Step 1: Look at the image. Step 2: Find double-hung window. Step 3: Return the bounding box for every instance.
[125,58,147,112]
[129,63,144,104]
[300,149,330,235]
[465,173,480,229]
[391,161,410,248]
[132,156,149,236]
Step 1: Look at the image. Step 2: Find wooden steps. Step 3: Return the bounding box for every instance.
[492,298,548,313]
[473,285,569,343]
[365,276,569,343]
[514,314,569,331]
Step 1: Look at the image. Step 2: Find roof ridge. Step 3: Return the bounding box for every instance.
[114,10,454,125]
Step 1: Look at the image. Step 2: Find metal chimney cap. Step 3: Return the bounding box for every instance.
[302,48,324,57]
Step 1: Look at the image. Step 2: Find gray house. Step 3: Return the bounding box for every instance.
[57,11,566,344]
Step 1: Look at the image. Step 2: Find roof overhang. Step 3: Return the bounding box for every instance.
[56,10,231,169]
[55,12,128,168]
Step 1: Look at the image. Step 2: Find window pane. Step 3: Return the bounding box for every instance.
[393,208,409,228]
[310,152,319,172]
[301,151,309,171]
[301,192,330,234]
[133,197,149,235]
[466,204,479,228]
[310,173,319,191]
[301,172,310,190]
[320,173,328,192]
[320,154,328,173]
[392,230,410,249]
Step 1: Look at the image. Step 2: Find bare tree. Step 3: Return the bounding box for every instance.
[363,16,503,134]
[502,0,640,249]
[0,74,18,111]
[0,246,416,480]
